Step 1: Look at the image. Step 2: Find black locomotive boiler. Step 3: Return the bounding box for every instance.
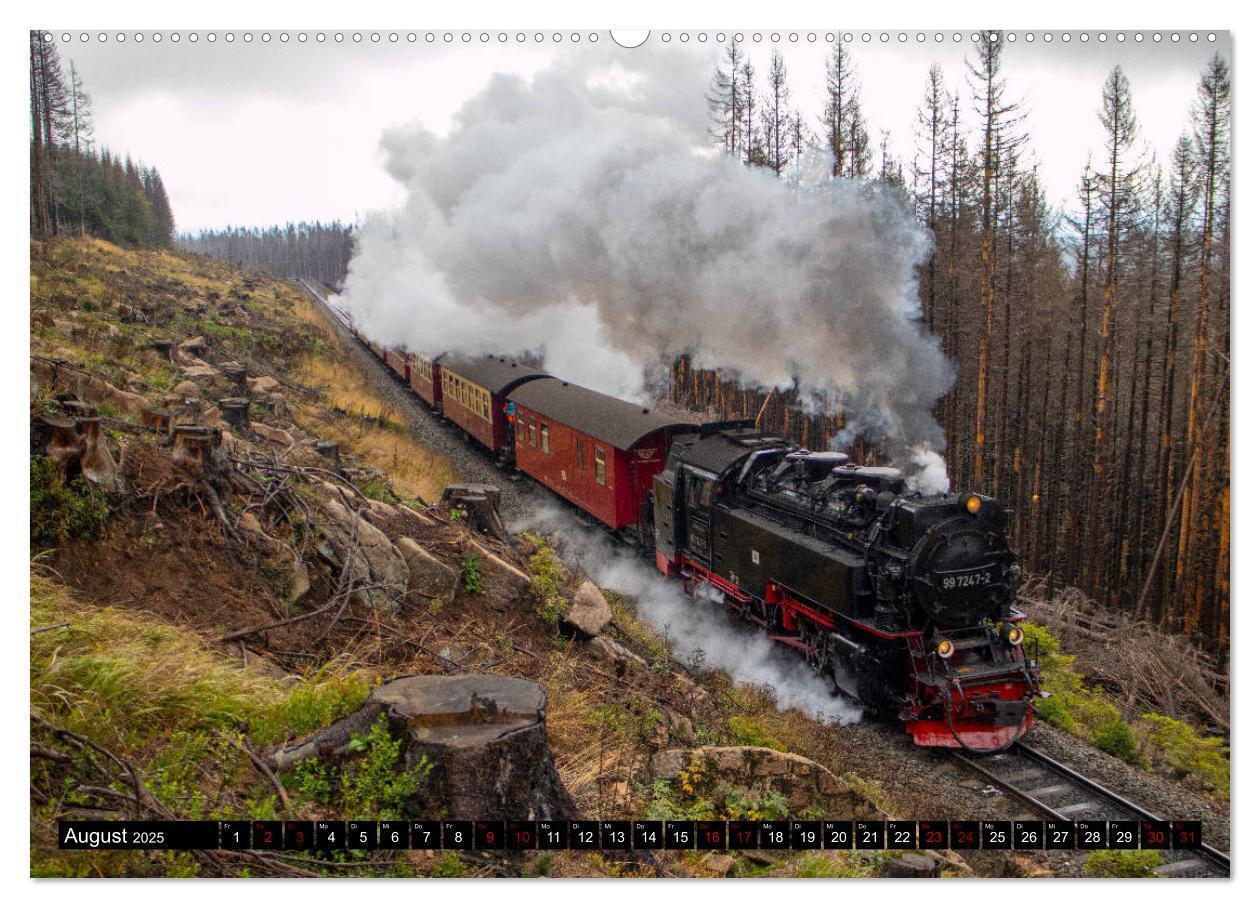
[652,422,1041,752]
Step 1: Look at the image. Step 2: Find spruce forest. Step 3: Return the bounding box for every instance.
[674,38,1230,663]
[29,34,175,248]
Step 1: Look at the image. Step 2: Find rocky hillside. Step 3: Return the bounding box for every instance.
[29,239,1226,879]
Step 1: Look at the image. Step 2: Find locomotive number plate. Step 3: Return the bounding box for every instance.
[937,563,997,592]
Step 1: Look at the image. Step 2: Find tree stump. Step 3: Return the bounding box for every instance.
[39,416,85,481]
[440,484,508,541]
[270,675,576,820]
[151,339,175,361]
[219,397,251,431]
[315,440,343,475]
[220,362,247,390]
[77,416,119,489]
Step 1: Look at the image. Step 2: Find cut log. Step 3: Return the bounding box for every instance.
[151,339,176,361]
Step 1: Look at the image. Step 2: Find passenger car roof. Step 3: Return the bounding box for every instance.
[439,354,549,396]
[509,377,700,451]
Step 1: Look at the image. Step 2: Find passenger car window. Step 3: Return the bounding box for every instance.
[594,448,606,486]
[541,423,550,453]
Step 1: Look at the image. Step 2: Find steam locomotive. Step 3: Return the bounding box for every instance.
[652,422,1041,753]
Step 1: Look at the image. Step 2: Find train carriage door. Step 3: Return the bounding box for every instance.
[682,468,715,567]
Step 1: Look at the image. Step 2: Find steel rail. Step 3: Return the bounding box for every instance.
[949,741,1229,875]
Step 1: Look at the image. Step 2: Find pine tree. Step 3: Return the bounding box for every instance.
[707,39,744,156]
[967,33,1025,490]
[762,51,792,177]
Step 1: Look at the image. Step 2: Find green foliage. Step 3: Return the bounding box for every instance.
[1093,718,1140,762]
[524,533,569,625]
[284,716,430,819]
[30,455,111,546]
[249,673,372,745]
[360,476,398,504]
[1024,622,1143,764]
[726,715,784,750]
[722,787,790,821]
[428,853,467,878]
[460,555,485,595]
[287,758,338,807]
[795,853,867,878]
[1138,713,1230,796]
[341,716,432,818]
[1083,850,1162,878]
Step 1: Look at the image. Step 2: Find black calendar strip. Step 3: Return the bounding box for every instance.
[59,819,1205,852]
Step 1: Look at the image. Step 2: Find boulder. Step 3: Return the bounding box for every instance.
[316,496,409,612]
[252,422,295,450]
[171,379,202,399]
[560,580,613,638]
[180,359,220,380]
[881,853,941,878]
[646,746,882,820]
[248,375,281,395]
[238,512,311,606]
[397,537,459,603]
[465,540,531,601]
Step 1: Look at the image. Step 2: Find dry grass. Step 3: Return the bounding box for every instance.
[295,354,456,503]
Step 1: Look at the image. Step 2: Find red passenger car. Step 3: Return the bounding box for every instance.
[439,355,549,456]
[385,348,410,382]
[408,353,445,409]
[509,378,699,540]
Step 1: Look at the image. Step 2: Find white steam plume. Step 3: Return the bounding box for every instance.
[904,444,951,496]
[520,505,863,726]
[338,44,954,462]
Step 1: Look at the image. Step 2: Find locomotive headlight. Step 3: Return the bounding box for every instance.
[960,493,983,515]
[936,639,955,658]
[1002,623,1025,647]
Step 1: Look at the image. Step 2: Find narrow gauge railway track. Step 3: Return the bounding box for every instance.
[951,742,1229,877]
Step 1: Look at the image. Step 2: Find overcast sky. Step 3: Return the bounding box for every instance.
[58,29,1229,233]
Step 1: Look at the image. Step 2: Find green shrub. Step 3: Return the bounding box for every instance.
[429,853,467,878]
[524,533,569,624]
[459,555,484,595]
[30,455,111,546]
[795,854,867,878]
[1093,718,1140,763]
[283,716,431,819]
[1138,714,1230,796]
[341,716,432,817]
[727,716,784,750]
[1083,850,1162,878]
[1035,693,1076,731]
[360,476,398,504]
